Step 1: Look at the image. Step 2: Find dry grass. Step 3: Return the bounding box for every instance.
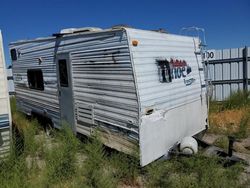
[209,108,250,135]
[209,91,250,137]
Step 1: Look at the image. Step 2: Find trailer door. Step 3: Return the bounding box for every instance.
[56,53,75,131]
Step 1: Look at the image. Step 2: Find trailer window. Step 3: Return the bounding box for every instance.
[10,49,17,61]
[156,60,172,83]
[58,59,69,87]
[27,69,44,90]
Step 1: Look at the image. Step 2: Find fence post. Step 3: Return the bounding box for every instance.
[242,46,248,91]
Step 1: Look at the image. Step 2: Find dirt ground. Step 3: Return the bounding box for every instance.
[203,133,250,186]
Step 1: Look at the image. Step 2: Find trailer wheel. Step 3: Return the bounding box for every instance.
[180,137,198,155]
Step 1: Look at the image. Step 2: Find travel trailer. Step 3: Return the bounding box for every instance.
[0,30,12,158]
[10,27,208,166]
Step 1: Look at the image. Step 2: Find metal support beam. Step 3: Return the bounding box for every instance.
[208,57,243,64]
[243,46,248,91]
[211,79,244,85]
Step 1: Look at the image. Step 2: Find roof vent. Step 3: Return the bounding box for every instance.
[111,24,133,29]
[59,27,103,34]
[152,28,168,33]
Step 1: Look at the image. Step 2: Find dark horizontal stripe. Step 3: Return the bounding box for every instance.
[0,123,9,128]
[0,114,9,121]
[207,57,250,64]
[0,125,10,130]
[201,84,206,88]
[194,51,201,55]
[7,76,14,80]
[211,79,250,85]
[0,114,10,128]
[9,92,16,95]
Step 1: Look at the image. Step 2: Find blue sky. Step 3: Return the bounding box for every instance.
[0,0,249,66]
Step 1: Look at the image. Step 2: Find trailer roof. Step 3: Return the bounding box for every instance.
[9,27,123,45]
[9,27,199,46]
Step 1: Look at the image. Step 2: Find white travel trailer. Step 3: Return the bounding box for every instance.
[0,30,12,158]
[10,27,208,166]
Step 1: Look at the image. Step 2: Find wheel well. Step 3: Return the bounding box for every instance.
[31,111,53,128]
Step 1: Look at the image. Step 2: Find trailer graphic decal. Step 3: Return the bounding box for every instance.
[157,58,195,86]
[184,78,196,86]
[170,59,191,78]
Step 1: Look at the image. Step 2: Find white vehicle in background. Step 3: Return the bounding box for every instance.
[0,30,12,158]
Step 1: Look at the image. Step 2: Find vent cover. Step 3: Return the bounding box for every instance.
[60,27,102,34]
[76,102,94,124]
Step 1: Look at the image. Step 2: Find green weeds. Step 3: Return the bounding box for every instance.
[44,124,80,185]
[145,155,243,188]
[220,91,250,111]
[0,98,247,187]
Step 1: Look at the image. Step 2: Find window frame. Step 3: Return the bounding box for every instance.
[58,59,69,87]
[27,69,44,91]
[10,49,17,61]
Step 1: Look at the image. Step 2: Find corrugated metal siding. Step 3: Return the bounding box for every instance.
[207,47,250,101]
[57,31,139,136]
[10,39,61,125]
[11,30,139,138]
[0,114,10,158]
[126,28,204,113]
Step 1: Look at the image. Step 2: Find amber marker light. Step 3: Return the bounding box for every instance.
[132,40,138,46]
